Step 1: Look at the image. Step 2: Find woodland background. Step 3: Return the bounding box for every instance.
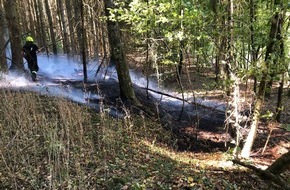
[0,0,290,189]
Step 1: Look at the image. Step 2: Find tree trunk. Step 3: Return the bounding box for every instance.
[37,0,47,48]
[27,0,36,37]
[65,0,75,55]
[44,0,57,54]
[4,0,23,70]
[249,0,259,93]
[241,79,266,158]
[19,0,29,33]
[211,0,220,84]
[264,3,284,98]
[214,1,228,90]
[58,0,69,54]
[0,3,8,71]
[103,0,139,105]
[177,1,183,75]
[233,159,290,189]
[275,73,284,122]
[266,150,290,175]
[73,0,87,83]
[79,0,87,83]
[241,1,284,158]
[33,0,41,42]
[89,5,99,59]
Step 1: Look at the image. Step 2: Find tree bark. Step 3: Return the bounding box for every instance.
[241,83,265,158]
[44,0,57,54]
[233,159,290,189]
[0,3,8,71]
[19,0,29,33]
[27,0,36,37]
[266,150,290,175]
[275,73,284,122]
[4,0,23,70]
[33,0,41,42]
[37,0,47,48]
[211,0,220,84]
[241,1,284,158]
[265,9,284,98]
[89,5,99,59]
[58,0,69,54]
[80,0,87,83]
[249,0,259,93]
[103,0,140,105]
[65,0,75,55]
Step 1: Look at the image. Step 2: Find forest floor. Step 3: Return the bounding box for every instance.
[53,63,290,189]
[154,66,290,187]
[1,60,289,189]
[128,54,290,188]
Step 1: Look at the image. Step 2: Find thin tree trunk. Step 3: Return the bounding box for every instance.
[58,0,69,54]
[88,8,96,58]
[80,0,87,83]
[0,2,8,71]
[44,0,57,54]
[241,79,266,158]
[211,0,220,84]
[241,1,284,158]
[225,0,234,96]
[103,0,139,105]
[65,0,75,55]
[27,0,36,37]
[37,0,47,48]
[275,73,284,122]
[275,16,286,122]
[265,3,284,97]
[177,0,183,75]
[33,0,41,42]
[74,0,82,53]
[4,0,23,70]
[249,0,259,93]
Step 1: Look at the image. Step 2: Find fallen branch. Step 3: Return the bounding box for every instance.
[143,87,225,113]
[232,159,290,189]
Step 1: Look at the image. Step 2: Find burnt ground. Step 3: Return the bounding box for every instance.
[14,66,286,190]
[49,68,290,173]
[159,69,290,168]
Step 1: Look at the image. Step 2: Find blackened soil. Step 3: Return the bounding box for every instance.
[56,78,227,153]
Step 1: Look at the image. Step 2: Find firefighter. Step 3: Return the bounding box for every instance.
[22,36,40,81]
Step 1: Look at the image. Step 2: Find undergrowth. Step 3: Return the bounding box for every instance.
[0,89,279,189]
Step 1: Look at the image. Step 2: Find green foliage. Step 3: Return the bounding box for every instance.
[261,110,274,120]
[109,0,208,67]
[281,123,290,132]
[107,0,290,88]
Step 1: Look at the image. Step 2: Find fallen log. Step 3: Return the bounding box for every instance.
[266,150,290,175]
[232,159,290,189]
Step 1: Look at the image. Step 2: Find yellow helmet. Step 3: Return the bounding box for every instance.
[26,36,34,42]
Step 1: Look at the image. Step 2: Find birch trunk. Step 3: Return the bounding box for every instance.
[241,1,284,158]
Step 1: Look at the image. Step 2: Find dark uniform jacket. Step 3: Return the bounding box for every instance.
[22,41,39,61]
